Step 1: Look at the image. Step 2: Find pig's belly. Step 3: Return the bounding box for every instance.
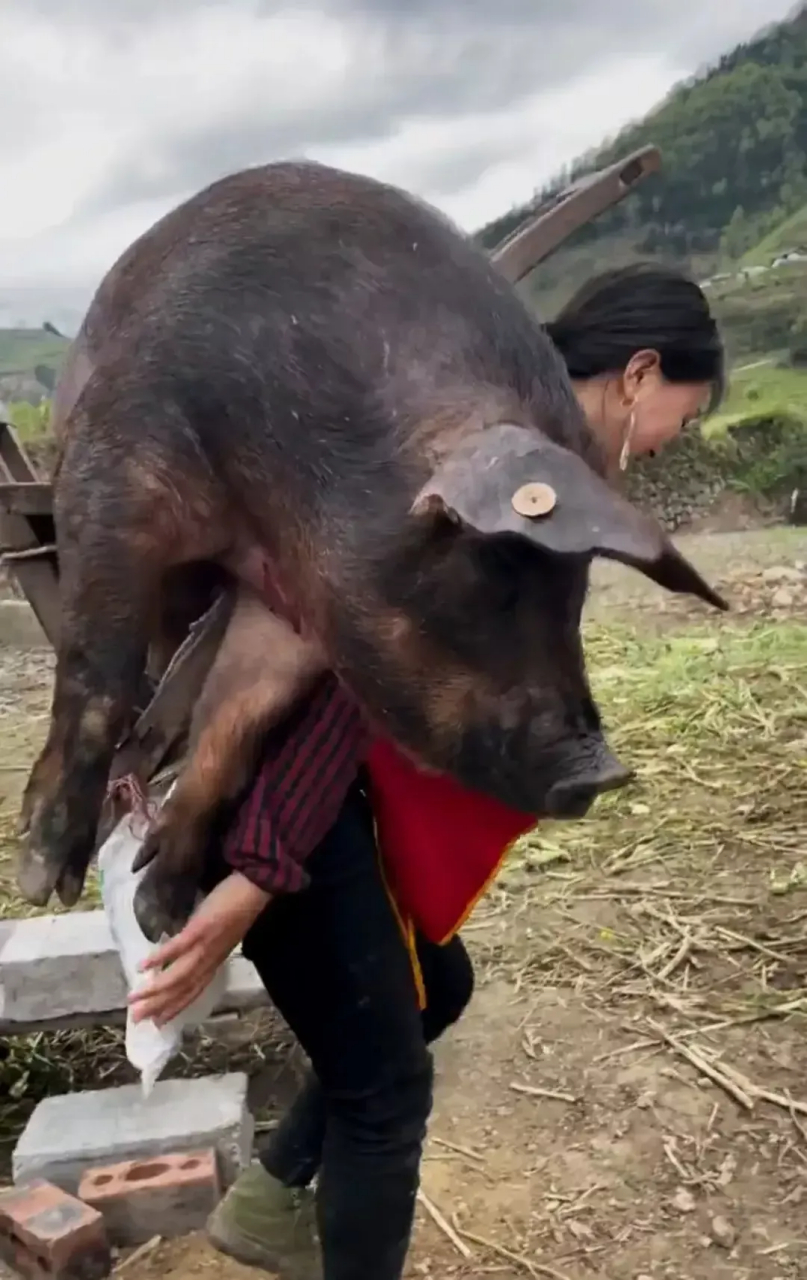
[220,543,327,669]
[223,544,291,616]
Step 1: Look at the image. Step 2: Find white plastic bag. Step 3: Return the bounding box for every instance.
[97,791,227,1097]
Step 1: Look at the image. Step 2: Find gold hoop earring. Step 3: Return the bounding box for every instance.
[619,411,636,473]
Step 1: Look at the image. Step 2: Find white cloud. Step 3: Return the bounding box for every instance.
[323,54,676,229]
[0,7,354,240]
[0,0,795,326]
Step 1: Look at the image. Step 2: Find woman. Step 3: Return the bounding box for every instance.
[129,262,724,1280]
[547,262,724,477]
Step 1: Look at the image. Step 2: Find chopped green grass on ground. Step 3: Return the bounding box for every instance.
[587,616,806,839]
[507,618,807,873]
[484,616,807,1022]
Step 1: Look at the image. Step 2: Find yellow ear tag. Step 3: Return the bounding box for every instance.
[511,482,557,518]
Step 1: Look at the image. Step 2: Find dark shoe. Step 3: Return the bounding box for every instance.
[206,1163,321,1278]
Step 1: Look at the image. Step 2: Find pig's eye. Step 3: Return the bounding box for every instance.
[489,578,520,613]
[472,537,527,612]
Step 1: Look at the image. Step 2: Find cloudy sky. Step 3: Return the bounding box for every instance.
[0,0,796,330]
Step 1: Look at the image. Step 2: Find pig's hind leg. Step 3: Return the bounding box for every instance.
[133,590,326,941]
[18,407,224,910]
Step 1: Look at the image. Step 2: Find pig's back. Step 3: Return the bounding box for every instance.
[78,160,590,499]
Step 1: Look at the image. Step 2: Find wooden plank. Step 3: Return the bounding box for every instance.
[108,593,233,782]
[0,422,61,645]
[95,591,235,846]
[0,481,55,517]
[490,144,661,284]
[0,424,41,483]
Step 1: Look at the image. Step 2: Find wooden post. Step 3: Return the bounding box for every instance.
[0,421,60,644]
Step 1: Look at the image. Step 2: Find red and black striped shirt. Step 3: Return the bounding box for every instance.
[222,672,369,893]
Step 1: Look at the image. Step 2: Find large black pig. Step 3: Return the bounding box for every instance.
[17,160,726,936]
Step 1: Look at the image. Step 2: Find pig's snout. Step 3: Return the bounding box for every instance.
[545,754,632,819]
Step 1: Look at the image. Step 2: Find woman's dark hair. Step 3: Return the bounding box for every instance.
[546,262,725,412]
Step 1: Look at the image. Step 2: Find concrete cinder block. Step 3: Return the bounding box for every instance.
[222,954,267,1012]
[78,1149,220,1246]
[0,919,15,954]
[0,919,15,1011]
[0,1179,111,1280]
[0,910,266,1030]
[13,1074,253,1196]
[0,912,127,1024]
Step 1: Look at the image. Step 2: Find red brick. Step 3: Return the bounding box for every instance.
[0,1179,111,1280]
[78,1149,220,1246]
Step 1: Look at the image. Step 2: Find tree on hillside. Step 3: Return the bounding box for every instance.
[721,207,752,261]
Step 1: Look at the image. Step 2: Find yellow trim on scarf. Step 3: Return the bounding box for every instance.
[374,818,427,1011]
[373,816,521,1008]
[433,834,520,946]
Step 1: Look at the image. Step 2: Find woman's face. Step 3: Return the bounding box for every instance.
[630,367,713,458]
[574,350,715,475]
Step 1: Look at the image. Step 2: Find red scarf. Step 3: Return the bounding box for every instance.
[366,736,536,946]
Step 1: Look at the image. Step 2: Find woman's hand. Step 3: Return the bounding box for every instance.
[128,872,270,1027]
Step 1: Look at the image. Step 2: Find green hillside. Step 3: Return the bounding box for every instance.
[0,329,67,374]
[479,5,807,313]
[707,260,807,360]
[739,202,807,266]
[0,328,69,403]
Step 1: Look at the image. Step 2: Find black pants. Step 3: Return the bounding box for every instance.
[239,777,475,1280]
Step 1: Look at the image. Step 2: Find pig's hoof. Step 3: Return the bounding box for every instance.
[16,844,59,907]
[16,808,91,909]
[134,857,200,943]
[17,846,86,909]
[56,865,86,908]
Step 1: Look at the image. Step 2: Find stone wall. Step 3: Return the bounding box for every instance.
[625,414,807,530]
[625,430,731,530]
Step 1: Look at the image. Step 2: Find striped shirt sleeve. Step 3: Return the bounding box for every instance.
[222,672,369,893]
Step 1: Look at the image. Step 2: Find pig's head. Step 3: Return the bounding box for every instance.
[329,422,727,819]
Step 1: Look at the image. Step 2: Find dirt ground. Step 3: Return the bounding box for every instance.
[1,526,807,1280]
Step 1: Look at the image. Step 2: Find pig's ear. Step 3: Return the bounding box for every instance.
[411,422,728,611]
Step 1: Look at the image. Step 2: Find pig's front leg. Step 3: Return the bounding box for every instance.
[133,591,326,941]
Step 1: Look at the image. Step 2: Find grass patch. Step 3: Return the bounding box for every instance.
[510,617,807,871]
[708,361,807,436]
[709,262,807,361]
[5,400,53,447]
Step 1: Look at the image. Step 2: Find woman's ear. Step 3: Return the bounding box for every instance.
[623,348,661,400]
